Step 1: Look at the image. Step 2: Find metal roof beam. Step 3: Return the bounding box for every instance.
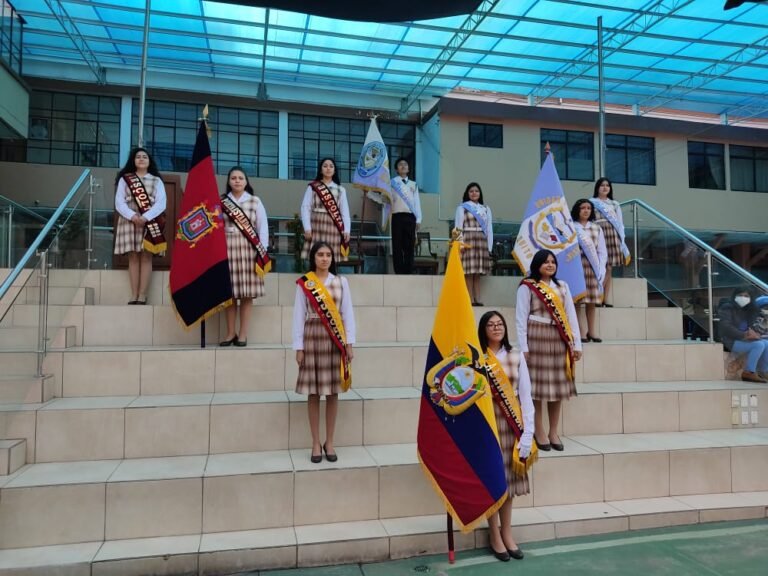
[638,33,768,115]
[528,0,695,105]
[42,0,105,83]
[26,5,768,73]
[399,0,502,114]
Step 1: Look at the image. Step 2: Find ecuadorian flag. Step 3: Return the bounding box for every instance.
[417,241,507,532]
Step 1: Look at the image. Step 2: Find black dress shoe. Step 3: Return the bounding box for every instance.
[219,336,238,347]
[489,547,510,562]
[581,337,589,343]
[587,333,602,343]
[323,443,338,462]
[603,303,613,308]
[127,300,139,305]
[310,451,322,464]
[550,437,564,451]
[508,548,524,560]
[536,439,551,451]
[233,338,247,347]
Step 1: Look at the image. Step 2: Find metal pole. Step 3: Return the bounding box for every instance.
[706,251,714,342]
[36,250,49,377]
[5,205,12,268]
[86,175,95,269]
[597,16,606,177]
[632,203,639,278]
[137,0,151,147]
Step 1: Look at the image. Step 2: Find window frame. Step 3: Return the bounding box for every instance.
[468,122,503,149]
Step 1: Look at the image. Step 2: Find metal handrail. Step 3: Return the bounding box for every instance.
[620,198,768,294]
[0,169,91,300]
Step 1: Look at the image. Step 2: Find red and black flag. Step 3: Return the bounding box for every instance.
[170,119,233,327]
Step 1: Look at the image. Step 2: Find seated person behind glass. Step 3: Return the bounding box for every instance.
[752,295,768,338]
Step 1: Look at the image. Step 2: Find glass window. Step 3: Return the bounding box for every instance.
[22,90,121,167]
[541,128,594,181]
[468,122,503,149]
[688,141,725,190]
[730,144,768,193]
[0,1,24,76]
[131,100,279,177]
[288,114,416,183]
[606,134,656,185]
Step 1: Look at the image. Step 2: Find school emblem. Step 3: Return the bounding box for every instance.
[527,199,577,251]
[427,342,487,416]
[356,141,387,178]
[176,203,222,248]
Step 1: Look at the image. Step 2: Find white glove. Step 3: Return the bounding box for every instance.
[518,433,533,459]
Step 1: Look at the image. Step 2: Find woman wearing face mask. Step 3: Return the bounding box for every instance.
[717,287,768,383]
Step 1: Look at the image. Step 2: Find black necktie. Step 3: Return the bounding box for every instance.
[402,179,407,184]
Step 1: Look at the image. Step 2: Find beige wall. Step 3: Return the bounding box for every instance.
[437,114,768,234]
[0,66,29,138]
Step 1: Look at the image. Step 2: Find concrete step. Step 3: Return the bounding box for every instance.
[49,340,725,401]
[24,269,649,308]
[0,439,25,476]
[0,351,38,377]
[0,495,767,574]
[0,326,76,350]
[13,380,765,464]
[0,375,54,404]
[21,286,95,306]
[1,430,768,550]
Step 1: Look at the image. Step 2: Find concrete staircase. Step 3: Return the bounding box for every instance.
[0,271,766,576]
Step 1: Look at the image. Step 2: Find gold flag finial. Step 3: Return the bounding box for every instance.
[544,141,551,155]
[199,104,211,138]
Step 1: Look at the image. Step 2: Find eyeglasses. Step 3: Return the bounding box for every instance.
[486,322,505,329]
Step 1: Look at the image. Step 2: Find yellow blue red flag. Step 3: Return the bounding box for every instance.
[417,241,507,532]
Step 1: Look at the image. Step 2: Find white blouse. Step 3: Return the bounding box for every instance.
[225,191,269,248]
[300,182,351,234]
[292,272,356,350]
[515,279,582,353]
[114,174,167,222]
[493,346,535,447]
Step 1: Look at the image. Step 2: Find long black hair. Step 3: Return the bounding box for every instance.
[526,249,559,283]
[478,310,512,354]
[308,241,338,275]
[593,177,614,200]
[225,166,254,194]
[313,157,341,186]
[571,198,595,222]
[116,147,161,184]
[462,182,484,204]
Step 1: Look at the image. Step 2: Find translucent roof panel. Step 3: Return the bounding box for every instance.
[12,0,768,118]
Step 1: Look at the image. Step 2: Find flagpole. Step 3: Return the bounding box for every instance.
[447,512,455,563]
[199,104,211,349]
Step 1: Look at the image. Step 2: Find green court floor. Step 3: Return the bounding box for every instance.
[253,519,768,576]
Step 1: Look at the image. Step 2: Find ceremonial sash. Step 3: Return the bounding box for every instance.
[575,222,604,288]
[485,349,538,476]
[461,201,490,240]
[310,181,350,258]
[220,195,272,277]
[591,198,631,265]
[522,278,576,381]
[391,178,419,217]
[297,272,352,392]
[123,173,166,254]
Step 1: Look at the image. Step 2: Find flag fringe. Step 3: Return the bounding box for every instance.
[417,450,508,534]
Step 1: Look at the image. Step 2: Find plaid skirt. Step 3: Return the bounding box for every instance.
[493,402,531,497]
[226,230,265,300]
[301,211,347,262]
[581,253,603,304]
[596,220,624,267]
[296,318,342,396]
[460,229,491,275]
[527,320,577,401]
[113,215,165,256]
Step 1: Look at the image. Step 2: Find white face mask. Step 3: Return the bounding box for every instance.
[735,296,751,308]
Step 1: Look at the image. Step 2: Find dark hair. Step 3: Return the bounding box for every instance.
[478,310,512,354]
[526,249,559,283]
[116,147,161,184]
[313,157,340,186]
[308,241,338,275]
[394,157,409,171]
[571,198,595,222]
[225,166,254,194]
[462,182,484,204]
[593,177,614,200]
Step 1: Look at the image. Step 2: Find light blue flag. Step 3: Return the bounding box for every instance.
[353,118,392,229]
[513,154,587,300]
